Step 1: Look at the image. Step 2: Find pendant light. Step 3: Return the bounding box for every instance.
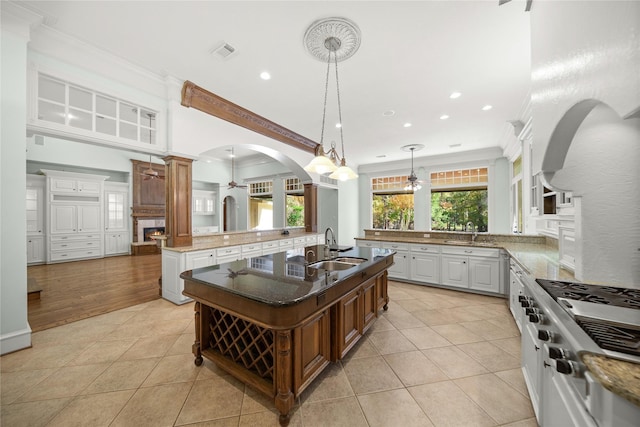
[403,144,425,192]
[303,17,360,181]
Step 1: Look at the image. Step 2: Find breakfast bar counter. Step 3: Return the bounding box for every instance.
[180,246,394,426]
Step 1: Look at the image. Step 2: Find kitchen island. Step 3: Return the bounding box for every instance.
[180,245,394,426]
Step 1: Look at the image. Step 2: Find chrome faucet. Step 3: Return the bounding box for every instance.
[324,227,336,246]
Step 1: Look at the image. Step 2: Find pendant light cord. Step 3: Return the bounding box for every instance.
[334,51,346,162]
[319,49,332,148]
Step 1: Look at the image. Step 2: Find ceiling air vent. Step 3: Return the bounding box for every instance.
[211,42,237,60]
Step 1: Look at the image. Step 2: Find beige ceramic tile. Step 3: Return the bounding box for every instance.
[238,409,303,427]
[457,341,521,372]
[422,346,488,379]
[409,380,496,427]
[1,342,91,372]
[454,373,535,424]
[174,376,245,425]
[0,397,72,427]
[490,336,522,359]
[494,368,530,398]
[358,388,434,427]
[0,368,56,404]
[299,362,354,404]
[17,363,110,402]
[182,416,240,426]
[382,306,426,329]
[166,333,197,356]
[83,358,161,394]
[46,389,135,426]
[412,309,457,326]
[387,287,415,301]
[66,338,137,366]
[500,418,539,427]
[368,329,418,354]
[142,353,201,387]
[384,351,448,387]
[241,383,278,414]
[300,396,368,427]
[400,326,452,349]
[366,315,396,333]
[395,299,433,312]
[118,334,181,360]
[340,336,380,361]
[341,355,403,394]
[110,382,192,427]
[430,324,484,344]
[459,320,519,341]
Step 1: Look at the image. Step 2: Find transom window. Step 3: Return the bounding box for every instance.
[285,178,304,228]
[371,175,414,230]
[37,74,157,144]
[249,180,273,230]
[431,168,488,232]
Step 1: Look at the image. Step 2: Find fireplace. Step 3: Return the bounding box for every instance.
[143,227,165,242]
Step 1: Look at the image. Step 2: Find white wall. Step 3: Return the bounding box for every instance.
[530,1,640,286]
[1,11,32,355]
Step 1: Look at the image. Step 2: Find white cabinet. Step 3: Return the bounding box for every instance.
[43,170,108,263]
[558,226,575,272]
[242,243,262,258]
[509,261,526,332]
[410,244,440,284]
[216,245,242,263]
[522,321,542,417]
[162,250,192,305]
[193,190,216,215]
[26,175,45,235]
[186,249,216,269]
[441,246,500,293]
[50,177,101,194]
[262,240,280,255]
[50,204,101,234]
[105,233,129,256]
[381,242,409,280]
[27,236,45,264]
[293,236,307,248]
[279,238,294,251]
[104,183,129,255]
[356,239,380,249]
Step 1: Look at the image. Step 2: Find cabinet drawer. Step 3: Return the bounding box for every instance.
[51,234,101,241]
[410,244,440,254]
[305,235,318,244]
[262,241,278,250]
[381,242,409,251]
[51,239,101,250]
[279,238,294,248]
[216,246,241,258]
[440,246,499,258]
[242,243,262,255]
[50,248,101,261]
[356,240,381,248]
[293,237,307,246]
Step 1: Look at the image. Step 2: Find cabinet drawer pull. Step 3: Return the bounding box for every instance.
[464,250,473,253]
[61,244,67,247]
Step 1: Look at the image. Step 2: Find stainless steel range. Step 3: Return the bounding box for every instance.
[517,276,640,427]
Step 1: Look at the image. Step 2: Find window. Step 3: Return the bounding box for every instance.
[371,175,414,230]
[37,74,157,144]
[430,168,488,231]
[285,178,304,228]
[249,181,273,230]
[512,156,523,233]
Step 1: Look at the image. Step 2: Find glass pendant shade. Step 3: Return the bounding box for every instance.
[329,164,358,181]
[303,153,338,175]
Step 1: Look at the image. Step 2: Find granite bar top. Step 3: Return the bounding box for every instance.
[164,230,320,253]
[581,353,640,408]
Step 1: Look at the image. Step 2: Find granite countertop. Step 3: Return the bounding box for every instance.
[164,231,320,253]
[581,353,640,408]
[180,246,394,306]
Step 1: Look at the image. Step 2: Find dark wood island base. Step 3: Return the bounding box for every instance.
[181,247,393,426]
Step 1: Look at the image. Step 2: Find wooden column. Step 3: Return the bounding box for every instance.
[164,156,193,247]
[303,183,318,233]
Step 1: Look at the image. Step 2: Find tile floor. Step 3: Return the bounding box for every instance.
[1,281,537,426]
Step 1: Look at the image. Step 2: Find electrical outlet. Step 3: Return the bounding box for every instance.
[223,235,229,240]
[256,232,261,237]
[374,232,380,236]
[423,233,430,238]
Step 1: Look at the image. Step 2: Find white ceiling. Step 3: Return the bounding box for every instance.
[19,0,531,167]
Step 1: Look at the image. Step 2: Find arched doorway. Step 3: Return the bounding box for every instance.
[223,195,237,232]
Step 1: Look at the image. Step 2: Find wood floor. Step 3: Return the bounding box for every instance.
[27,254,162,332]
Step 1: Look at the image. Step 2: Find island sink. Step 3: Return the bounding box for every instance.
[308,260,358,271]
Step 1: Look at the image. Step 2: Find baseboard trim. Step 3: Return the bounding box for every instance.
[0,326,32,355]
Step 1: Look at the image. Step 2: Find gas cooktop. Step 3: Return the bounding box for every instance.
[535,279,640,359]
[535,279,640,309]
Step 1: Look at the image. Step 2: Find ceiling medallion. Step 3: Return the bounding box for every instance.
[303,17,361,63]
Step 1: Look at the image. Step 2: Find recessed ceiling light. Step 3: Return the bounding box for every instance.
[376,154,386,158]
[449,143,462,148]
[260,71,271,80]
[335,123,342,128]
[482,105,493,111]
[440,115,449,120]
[450,92,461,99]
[382,110,395,117]
[403,123,412,128]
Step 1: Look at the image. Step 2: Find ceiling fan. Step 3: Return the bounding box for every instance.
[139,112,164,180]
[227,147,247,189]
[403,144,425,192]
